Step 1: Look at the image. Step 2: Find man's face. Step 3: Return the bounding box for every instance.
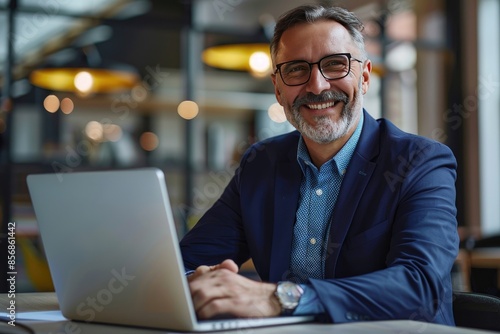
[271,20,371,144]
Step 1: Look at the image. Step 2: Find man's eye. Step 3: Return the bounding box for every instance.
[323,60,345,69]
[284,64,308,75]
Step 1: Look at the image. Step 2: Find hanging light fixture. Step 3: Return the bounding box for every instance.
[30,67,139,94]
[202,43,272,76]
[29,45,140,94]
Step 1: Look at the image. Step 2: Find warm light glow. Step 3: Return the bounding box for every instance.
[60,97,74,114]
[140,132,159,151]
[103,124,123,142]
[131,85,148,102]
[268,103,287,123]
[249,51,271,74]
[85,121,104,142]
[202,43,270,72]
[386,42,417,72]
[43,95,60,113]
[30,68,139,93]
[177,100,199,120]
[74,71,94,93]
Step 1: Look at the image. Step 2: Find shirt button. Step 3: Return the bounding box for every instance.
[310,238,316,245]
[315,189,323,196]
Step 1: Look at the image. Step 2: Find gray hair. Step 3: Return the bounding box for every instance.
[270,5,366,64]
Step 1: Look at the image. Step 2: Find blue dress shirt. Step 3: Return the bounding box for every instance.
[292,113,364,315]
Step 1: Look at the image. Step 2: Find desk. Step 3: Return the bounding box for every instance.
[0,293,496,334]
[470,248,500,290]
[470,248,500,268]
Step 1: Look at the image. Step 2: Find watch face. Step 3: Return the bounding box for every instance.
[277,282,303,309]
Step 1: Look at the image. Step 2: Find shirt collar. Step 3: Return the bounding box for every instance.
[297,111,364,175]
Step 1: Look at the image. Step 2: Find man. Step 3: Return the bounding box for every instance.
[180,4,458,325]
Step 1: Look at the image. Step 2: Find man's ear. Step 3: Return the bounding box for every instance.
[271,74,283,105]
[361,59,372,95]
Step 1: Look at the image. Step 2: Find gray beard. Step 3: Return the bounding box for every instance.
[295,108,351,144]
[287,82,363,144]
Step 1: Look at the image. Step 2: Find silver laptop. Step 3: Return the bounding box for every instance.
[27,168,313,332]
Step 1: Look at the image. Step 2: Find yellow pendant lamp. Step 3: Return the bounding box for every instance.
[30,46,140,94]
[202,43,272,76]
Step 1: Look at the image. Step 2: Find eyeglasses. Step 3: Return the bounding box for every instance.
[274,53,363,86]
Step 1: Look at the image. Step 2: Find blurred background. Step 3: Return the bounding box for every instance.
[0,0,498,295]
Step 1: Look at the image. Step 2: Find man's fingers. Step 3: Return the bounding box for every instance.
[196,265,212,274]
[196,296,234,319]
[191,283,229,312]
[219,259,239,273]
[189,259,239,282]
[195,285,279,320]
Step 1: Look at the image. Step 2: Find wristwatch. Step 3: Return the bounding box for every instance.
[274,281,304,315]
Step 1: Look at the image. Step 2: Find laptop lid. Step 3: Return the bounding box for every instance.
[27,168,312,331]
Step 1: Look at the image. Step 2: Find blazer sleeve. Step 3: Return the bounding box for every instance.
[310,140,459,325]
[179,147,252,271]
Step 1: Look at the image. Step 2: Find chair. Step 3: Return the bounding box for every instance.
[453,291,500,331]
[468,234,500,297]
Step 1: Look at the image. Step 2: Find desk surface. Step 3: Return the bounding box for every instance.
[0,293,496,334]
[470,248,500,268]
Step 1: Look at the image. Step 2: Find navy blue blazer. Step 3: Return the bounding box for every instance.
[180,110,459,325]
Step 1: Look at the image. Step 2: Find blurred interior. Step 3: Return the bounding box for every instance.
[0,0,499,295]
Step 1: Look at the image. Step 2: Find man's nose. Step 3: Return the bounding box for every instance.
[305,65,330,94]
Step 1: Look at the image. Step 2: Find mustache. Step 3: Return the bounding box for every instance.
[292,91,349,109]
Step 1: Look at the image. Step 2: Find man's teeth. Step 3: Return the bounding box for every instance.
[307,101,335,110]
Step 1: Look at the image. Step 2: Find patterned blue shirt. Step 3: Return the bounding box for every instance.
[290,112,364,315]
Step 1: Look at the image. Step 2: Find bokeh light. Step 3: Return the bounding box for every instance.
[85,121,104,142]
[43,95,60,113]
[131,85,148,102]
[140,131,159,151]
[177,100,199,120]
[249,51,271,74]
[74,71,94,93]
[60,97,74,114]
[268,102,287,123]
[103,124,123,142]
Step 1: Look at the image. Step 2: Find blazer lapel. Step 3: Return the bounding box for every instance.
[269,160,302,282]
[324,111,380,277]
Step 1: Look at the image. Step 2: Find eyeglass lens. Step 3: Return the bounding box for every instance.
[280,54,351,86]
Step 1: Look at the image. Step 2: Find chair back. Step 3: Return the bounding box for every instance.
[453,291,500,331]
[467,234,500,296]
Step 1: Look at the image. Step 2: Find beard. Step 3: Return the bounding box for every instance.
[285,80,363,144]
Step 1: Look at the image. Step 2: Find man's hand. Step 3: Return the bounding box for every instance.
[187,259,239,282]
[188,259,281,319]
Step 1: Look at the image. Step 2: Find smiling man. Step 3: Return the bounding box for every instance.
[180,4,459,326]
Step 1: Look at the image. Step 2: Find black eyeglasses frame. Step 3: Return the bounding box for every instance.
[274,53,363,87]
